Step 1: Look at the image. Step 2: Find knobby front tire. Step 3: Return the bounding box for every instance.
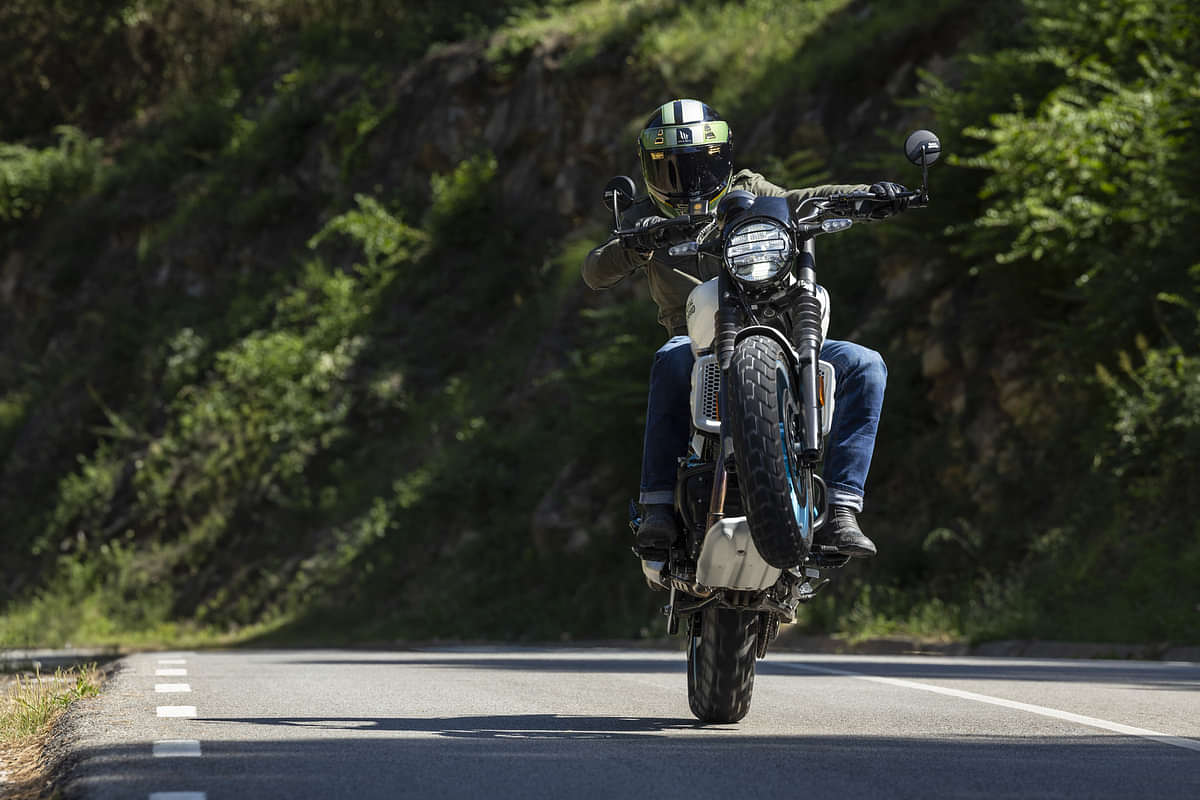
[727,334,814,568]
[687,605,758,723]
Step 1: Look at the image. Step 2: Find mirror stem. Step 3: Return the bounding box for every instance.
[920,144,930,203]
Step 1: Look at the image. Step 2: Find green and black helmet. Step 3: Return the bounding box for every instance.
[637,99,733,217]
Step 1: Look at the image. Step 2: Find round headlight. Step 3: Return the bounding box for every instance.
[724,220,793,284]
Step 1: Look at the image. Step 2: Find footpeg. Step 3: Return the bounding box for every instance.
[807,548,851,568]
[641,558,668,591]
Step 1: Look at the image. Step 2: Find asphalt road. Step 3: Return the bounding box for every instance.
[63,647,1200,799]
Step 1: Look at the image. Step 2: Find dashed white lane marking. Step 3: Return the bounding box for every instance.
[779,661,1200,754]
[152,740,202,758]
[158,658,187,665]
[155,684,192,693]
[156,706,197,718]
[155,668,187,676]
[148,793,206,799]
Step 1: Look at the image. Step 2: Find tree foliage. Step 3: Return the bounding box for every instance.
[960,0,1199,351]
[913,0,1200,639]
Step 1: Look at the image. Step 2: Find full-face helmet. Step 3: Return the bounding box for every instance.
[637,99,733,217]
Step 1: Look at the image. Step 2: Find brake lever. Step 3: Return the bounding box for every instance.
[896,189,929,208]
[824,194,858,216]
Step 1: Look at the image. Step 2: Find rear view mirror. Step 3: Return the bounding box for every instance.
[603,176,636,214]
[904,130,941,203]
[904,130,942,167]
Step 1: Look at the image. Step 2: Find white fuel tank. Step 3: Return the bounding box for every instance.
[685,278,719,356]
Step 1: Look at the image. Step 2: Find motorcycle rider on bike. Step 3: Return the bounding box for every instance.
[583,99,911,561]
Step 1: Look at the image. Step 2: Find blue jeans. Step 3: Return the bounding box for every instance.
[638,337,887,513]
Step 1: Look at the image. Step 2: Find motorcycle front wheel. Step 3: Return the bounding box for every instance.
[686,604,758,723]
[727,334,816,568]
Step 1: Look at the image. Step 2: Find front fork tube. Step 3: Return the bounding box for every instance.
[799,345,821,458]
[793,255,823,460]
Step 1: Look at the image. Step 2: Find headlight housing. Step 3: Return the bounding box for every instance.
[724,219,793,284]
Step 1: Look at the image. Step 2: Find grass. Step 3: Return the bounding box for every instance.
[1,665,101,744]
[0,664,102,799]
[0,594,300,650]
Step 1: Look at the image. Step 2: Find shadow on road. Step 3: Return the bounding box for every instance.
[65,733,1200,799]
[196,712,707,738]
[283,655,685,673]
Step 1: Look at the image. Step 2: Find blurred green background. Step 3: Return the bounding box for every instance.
[1,0,1197,648]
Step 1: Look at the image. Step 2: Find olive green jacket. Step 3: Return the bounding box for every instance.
[583,169,868,336]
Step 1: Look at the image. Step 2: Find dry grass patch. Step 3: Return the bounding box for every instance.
[1,666,101,800]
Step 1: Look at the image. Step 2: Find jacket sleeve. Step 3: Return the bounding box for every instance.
[582,236,652,290]
[736,170,870,213]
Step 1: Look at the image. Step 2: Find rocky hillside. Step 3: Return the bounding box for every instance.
[1,0,1197,646]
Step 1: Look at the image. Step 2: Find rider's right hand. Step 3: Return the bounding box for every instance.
[621,215,671,254]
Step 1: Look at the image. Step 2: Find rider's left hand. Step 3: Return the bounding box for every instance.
[622,215,671,254]
[867,181,910,219]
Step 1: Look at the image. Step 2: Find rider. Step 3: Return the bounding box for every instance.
[583,99,910,561]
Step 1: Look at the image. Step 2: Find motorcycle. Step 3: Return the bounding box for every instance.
[602,130,941,723]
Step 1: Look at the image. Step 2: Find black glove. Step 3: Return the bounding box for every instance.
[866,181,910,219]
[621,215,670,254]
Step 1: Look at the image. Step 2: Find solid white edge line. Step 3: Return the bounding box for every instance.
[157,659,187,665]
[779,661,1200,754]
[152,740,202,758]
[148,793,206,800]
[155,669,187,676]
[155,684,191,693]
[156,706,197,718]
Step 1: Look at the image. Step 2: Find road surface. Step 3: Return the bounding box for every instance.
[63,647,1200,798]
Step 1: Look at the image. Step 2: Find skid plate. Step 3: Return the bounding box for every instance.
[695,516,781,591]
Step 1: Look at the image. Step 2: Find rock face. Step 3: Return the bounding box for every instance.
[364,40,653,233]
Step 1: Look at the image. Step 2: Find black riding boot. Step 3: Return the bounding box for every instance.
[813,505,877,558]
[636,503,676,557]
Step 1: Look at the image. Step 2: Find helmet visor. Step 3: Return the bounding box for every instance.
[641,143,733,204]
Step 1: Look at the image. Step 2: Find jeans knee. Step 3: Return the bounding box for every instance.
[651,339,694,384]
[861,347,887,385]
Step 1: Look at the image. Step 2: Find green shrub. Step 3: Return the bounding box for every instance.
[635,0,852,111]
[0,126,101,225]
[426,153,499,241]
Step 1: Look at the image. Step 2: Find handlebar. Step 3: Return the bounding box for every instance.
[616,187,929,244]
[612,213,714,241]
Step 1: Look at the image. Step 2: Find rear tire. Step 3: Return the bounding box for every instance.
[726,334,814,568]
[686,604,758,723]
